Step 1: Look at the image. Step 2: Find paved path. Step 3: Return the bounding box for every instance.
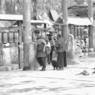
[0,57,95,95]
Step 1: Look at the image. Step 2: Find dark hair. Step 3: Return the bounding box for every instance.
[35,30,40,33]
[57,34,61,38]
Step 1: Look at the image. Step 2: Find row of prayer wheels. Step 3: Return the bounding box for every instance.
[0,31,20,44]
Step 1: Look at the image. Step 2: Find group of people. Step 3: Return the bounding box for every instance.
[35,31,71,71]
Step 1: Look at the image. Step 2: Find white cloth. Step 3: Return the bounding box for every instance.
[45,42,51,48]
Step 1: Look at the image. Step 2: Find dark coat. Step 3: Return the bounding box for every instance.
[36,42,46,58]
[55,37,66,52]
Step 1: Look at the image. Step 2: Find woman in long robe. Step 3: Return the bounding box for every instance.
[55,34,67,69]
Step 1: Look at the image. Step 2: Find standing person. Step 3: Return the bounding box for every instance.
[45,38,51,64]
[55,34,67,70]
[67,34,75,64]
[48,34,55,64]
[36,38,46,71]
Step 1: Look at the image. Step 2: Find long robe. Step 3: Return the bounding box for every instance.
[56,37,67,69]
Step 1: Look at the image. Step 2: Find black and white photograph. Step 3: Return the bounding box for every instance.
[0,0,95,95]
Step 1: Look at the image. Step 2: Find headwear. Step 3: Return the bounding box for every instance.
[49,27,55,32]
[37,38,46,45]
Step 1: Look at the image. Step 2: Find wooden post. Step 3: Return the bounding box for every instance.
[18,28,22,69]
[0,0,6,13]
[61,0,69,65]
[61,0,68,40]
[0,0,5,66]
[89,25,93,49]
[88,0,93,51]
[23,0,32,70]
[0,44,3,66]
[33,0,37,20]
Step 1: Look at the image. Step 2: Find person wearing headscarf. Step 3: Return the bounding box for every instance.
[36,37,47,71]
[67,34,75,64]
